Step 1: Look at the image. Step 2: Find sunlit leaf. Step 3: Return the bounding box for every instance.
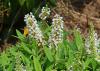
[44,46,54,62]
[34,56,42,71]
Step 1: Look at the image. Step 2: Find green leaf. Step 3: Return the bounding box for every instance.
[43,46,54,62]
[49,0,56,6]
[84,58,92,69]
[21,53,33,70]
[16,30,25,41]
[45,65,52,71]
[19,0,26,6]
[7,64,13,71]
[21,42,32,54]
[56,43,65,60]
[34,56,42,71]
[38,21,50,33]
[74,30,83,51]
[26,0,35,10]
[91,59,97,71]
[0,52,10,66]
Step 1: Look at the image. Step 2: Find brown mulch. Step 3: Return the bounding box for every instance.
[50,0,100,38]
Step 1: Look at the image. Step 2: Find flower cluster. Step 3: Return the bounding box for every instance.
[48,14,64,48]
[39,6,50,20]
[24,12,45,46]
[85,32,100,62]
[24,7,64,48]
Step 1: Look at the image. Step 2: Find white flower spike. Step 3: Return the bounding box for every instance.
[24,12,45,46]
[85,32,100,62]
[48,14,64,48]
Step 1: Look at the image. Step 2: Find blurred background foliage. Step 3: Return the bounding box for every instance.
[0,0,56,45]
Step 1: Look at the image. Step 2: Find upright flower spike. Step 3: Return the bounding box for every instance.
[48,14,64,48]
[85,31,100,62]
[39,5,50,20]
[24,12,45,46]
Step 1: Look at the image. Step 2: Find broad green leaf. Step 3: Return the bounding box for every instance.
[34,57,42,71]
[44,47,54,62]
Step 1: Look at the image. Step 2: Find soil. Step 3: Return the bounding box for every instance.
[50,0,100,40]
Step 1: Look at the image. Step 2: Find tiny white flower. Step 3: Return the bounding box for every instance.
[85,32,100,61]
[48,14,64,48]
[85,32,100,53]
[39,6,50,20]
[24,12,45,46]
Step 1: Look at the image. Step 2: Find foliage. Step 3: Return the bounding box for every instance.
[0,1,100,70]
[0,24,100,71]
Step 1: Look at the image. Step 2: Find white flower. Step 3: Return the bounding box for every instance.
[24,12,45,46]
[39,6,50,20]
[85,32,100,61]
[48,14,64,48]
[85,32,100,53]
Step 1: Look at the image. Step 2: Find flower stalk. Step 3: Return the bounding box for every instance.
[24,12,45,46]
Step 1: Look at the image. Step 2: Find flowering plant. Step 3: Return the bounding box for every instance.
[0,6,100,71]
